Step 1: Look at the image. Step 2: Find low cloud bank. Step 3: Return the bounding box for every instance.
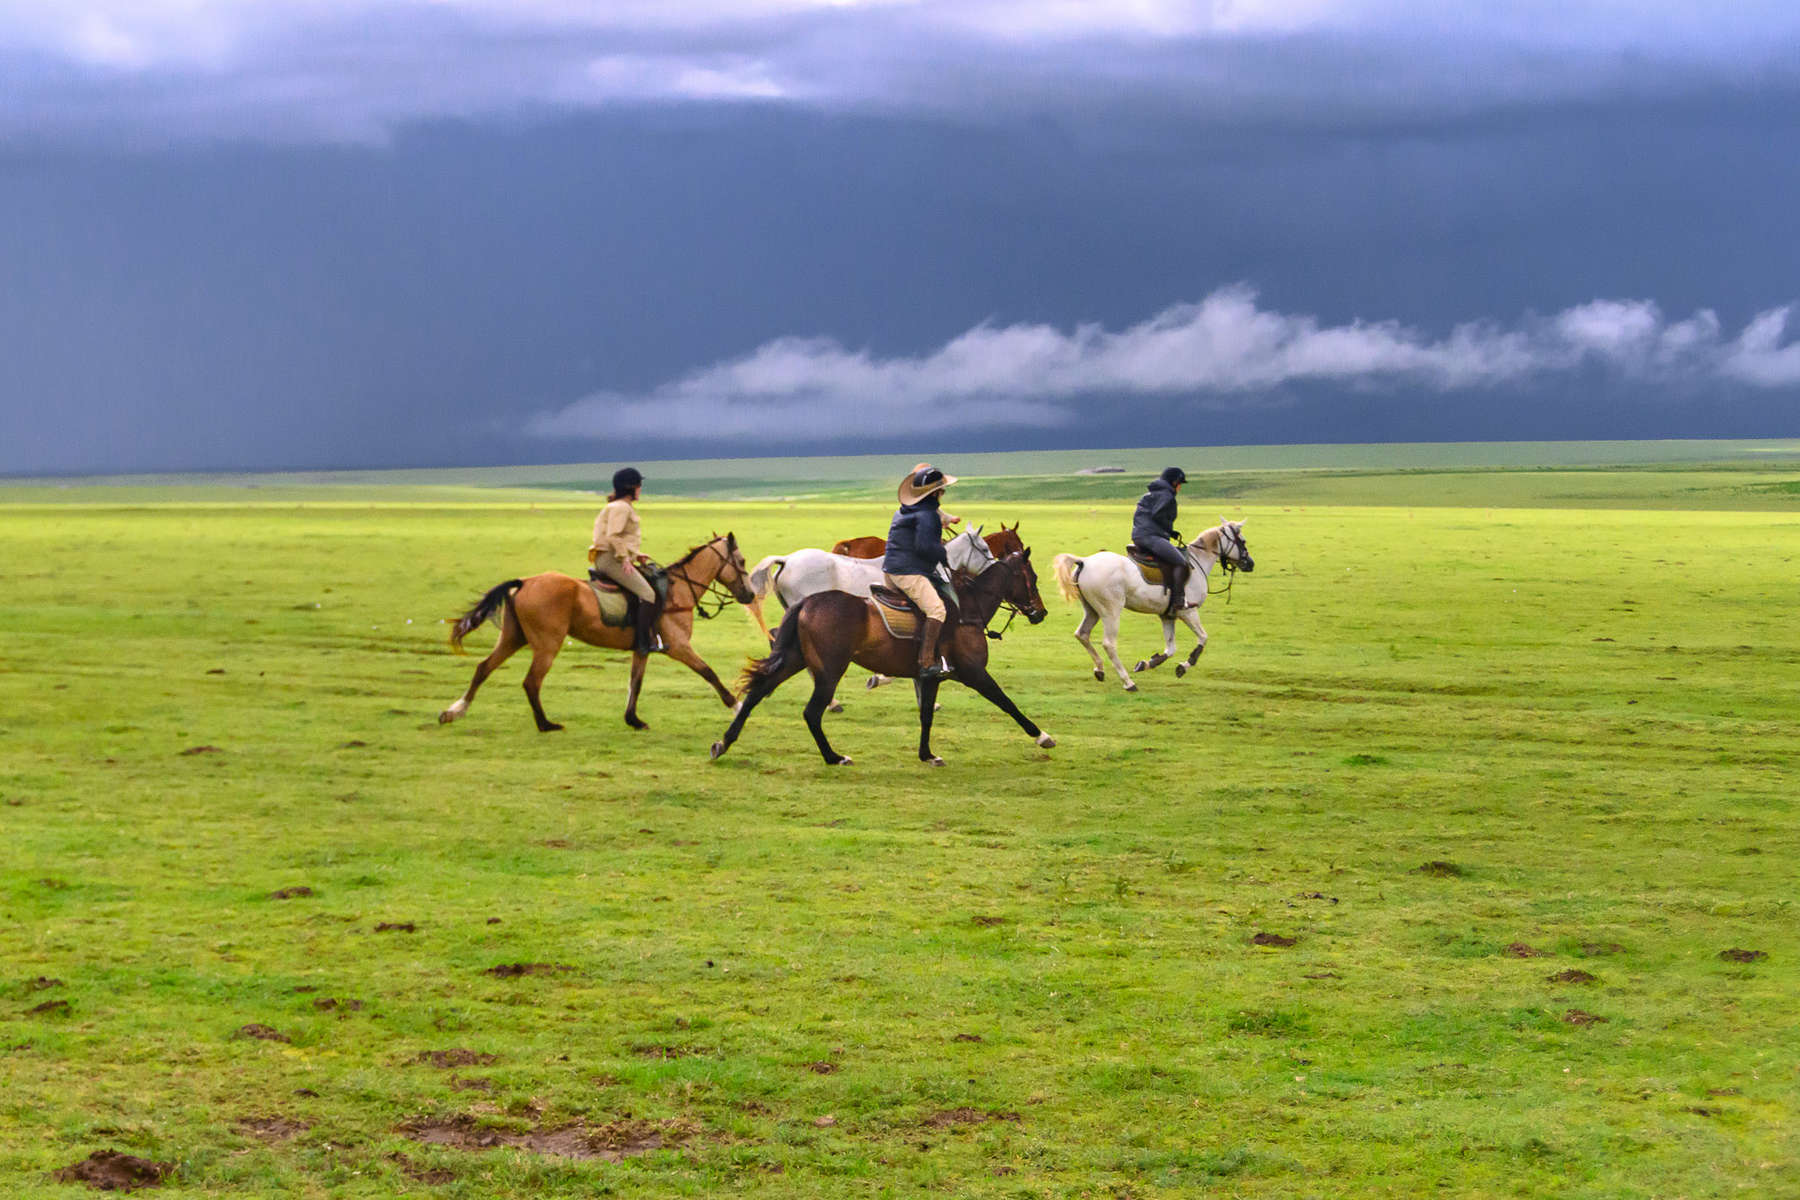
[525,288,1800,442]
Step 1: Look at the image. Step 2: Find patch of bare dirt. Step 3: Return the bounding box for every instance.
[29,976,64,990]
[1415,861,1463,878]
[237,1117,308,1141]
[805,1061,838,1074]
[1578,942,1626,956]
[449,1076,494,1092]
[53,1150,172,1192]
[485,917,502,924]
[179,745,223,756]
[631,1043,711,1060]
[971,916,1007,927]
[1503,943,1548,958]
[234,1023,291,1043]
[414,1049,498,1068]
[269,887,314,900]
[1719,948,1767,963]
[374,922,416,933]
[28,999,72,1016]
[482,963,572,978]
[1562,1009,1608,1027]
[922,1108,1021,1128]
[952,1033,983,1043]
[1251,932,1297,947]
[1302,971,1342,979]
[312,998,363,1012]
[338,740,367,749]
[542,839,571,849]
[1546,969,1598,985]
[1684,1105,1720,1117]
[389,1152,455,1184]
[1296,892,1339,903]
[400,1115,696,1160]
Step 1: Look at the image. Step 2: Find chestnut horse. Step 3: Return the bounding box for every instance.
[439,533,756,732]
[831,521,1026,561]
[710,550,1052,766]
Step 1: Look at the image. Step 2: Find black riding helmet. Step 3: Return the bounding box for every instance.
[1159,466,1187,486]
[612,466,645,495]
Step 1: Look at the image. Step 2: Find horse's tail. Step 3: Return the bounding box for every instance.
[739,596,806,693]
[748,555,783,600]
[1052,554,1084,604]
[448,579,522,654]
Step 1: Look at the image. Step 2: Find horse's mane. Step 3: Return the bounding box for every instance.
[667,533,728,571]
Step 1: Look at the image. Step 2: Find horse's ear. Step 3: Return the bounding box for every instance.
[1236,517,1247,526]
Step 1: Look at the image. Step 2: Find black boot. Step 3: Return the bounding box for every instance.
[633,598,663,654]
[917,618,952,681]
[1163,562,1189,617]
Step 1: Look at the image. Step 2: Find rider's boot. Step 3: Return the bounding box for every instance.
[1163,562,1189,618]
[633,598,664,655]
[917,618,952,681]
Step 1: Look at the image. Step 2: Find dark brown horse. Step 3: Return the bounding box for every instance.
[710,550,1052,766]
[832,521,1026,561]
[439,533,756,732]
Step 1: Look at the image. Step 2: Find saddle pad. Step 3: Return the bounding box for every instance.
[868,595,919,640]
[1125,544,1166,586]
[586,579,632,627]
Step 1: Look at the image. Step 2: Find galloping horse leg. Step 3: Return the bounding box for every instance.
[1073,602,1106,683]
[1176,609,1209,677]
[801,659,853,766]
[1098,607,1136,691]
[439,606,524,724]
[622,652,651,730]
[661,637,736,708]
[521,642,565,732]
[915,676,944,765]
[709,653,806,759]
[1135,617,1179,673]
[956,664,1055,750]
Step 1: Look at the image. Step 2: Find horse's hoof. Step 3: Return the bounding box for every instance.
[833,755,853,766]
[864,676,882,691]
[922,756,945,767]
[437,710,454,725]
[827,702,844,714]
[538,723,565,733]
[1175,663,1187,678]
[1123,682,1138,693]
[1133,660,1147,672]
[1036,732,1056,749]
[1093,669,1104,682]
[710,741,726,760]
[625,717,647,731]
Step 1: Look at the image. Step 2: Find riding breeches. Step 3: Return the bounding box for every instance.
[882,572,947,623]
[1138,535,1184,569]
[592,552,656,603]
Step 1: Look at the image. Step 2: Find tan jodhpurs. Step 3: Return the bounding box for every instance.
[882,572,946,622]
[593,552,656,603]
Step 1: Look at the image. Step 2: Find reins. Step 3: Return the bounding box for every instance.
[662,539,742,620]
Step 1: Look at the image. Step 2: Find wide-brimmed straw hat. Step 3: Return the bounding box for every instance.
[898,462,957,505]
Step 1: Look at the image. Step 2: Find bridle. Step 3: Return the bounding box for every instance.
[972,553,1045,641]
[1211,525,1248,605]
[663,538,747,621]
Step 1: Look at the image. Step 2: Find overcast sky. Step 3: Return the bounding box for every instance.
[4,1,1799,473]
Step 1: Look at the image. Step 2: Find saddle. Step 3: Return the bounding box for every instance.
[868,584,921,640]
[585,562,670,628]
[1125,543,1166,586]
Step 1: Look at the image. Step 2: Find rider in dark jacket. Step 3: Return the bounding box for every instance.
[1132,467,1189,617]
[884,466,959,681]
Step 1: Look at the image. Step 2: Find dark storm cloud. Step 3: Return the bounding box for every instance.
[7,3,1800,144]
[3,4,1800,473]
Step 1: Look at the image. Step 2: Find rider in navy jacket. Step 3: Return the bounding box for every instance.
[883,494,950,577]
[1131,467,1189,617]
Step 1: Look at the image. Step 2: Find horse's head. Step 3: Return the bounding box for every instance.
[946,525,998,574]
[1217,518,1254,572]
[999,548,1048,624]
[717,532,759,603]
[984,521,1025,559]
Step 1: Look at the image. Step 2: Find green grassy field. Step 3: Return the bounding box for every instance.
[3,452,1798,1197]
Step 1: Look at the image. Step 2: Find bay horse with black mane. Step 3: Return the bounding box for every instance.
[438,533,756,732]
[710,549,1054,766]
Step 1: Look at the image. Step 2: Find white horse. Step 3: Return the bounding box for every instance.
[1051,520,1253,692]
[746,526,997,643]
